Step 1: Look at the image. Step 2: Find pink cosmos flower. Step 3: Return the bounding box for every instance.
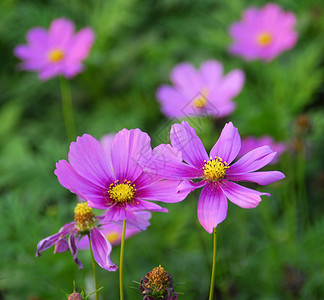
[228,3,298,61]
[14,18,95,80]
[36,202,117,271]
[54,129,189,223]
[239,136,286,164]
[143,121,285,233]
[78,211,152,248]
[156,60,245,118]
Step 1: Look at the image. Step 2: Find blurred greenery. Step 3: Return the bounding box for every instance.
[0,0,323,299]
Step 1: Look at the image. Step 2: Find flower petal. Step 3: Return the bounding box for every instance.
[219,180,269,209]
[226,171,285,185]
[111,128,152,182]
[90,227,118,271]
[55,160,108,209]
[68,232,83,269]
[197,182,228,234]
[137,179,189,203]
[200,60,223,89]
[35,222,75,257]
[68,134,114,188]
[67,27,95,61]
[210,122,241,164]
[227,146,277,174]
[48,18,75,48]
[171,121,209,169]
[219,69,245,99]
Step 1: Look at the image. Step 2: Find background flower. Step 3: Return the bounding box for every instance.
[156,60,244,118]
[14,18,95,80]
[228,3,298,61]
[238,135,286,164]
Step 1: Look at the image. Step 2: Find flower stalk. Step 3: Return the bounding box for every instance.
[119,219,127,300]
[89,236,99,300]
[208,228,217,300]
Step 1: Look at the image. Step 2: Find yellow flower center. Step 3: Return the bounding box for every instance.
[203,156,229,181]
[145,265,170,290]
[193,88,209,109]
[257,32,273,46]
[106,231,120,244]
[108,180,136,204]
[48,49,65,63]
[74,202,95,231]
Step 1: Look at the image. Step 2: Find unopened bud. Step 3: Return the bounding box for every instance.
[68,292,83,300]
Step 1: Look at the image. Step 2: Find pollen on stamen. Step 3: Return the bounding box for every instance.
[257,32,273,46]
[48,49,65,63]
[203,156,229,182]
[74,202,95,231]
[108,179,136,204]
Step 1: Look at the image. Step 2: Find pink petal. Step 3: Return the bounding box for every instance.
[170,121,209,169]
[54,160,108,209]
[137,179,189,203]
[219,180,269,209]
[127,199,169,213]
[68,233,83,269]
[218,69,245,99]
[210,122,241,164]
[227,146,277,174]
[111,128,152,182]
[199,60,223,89]
[68,134,114,188]
[197,182,228,234]
[226,171,285,185]
[48,18,75,48]
[100,134,115,165]
[26,27,48,50]
[67,27,95,61]
[90,227,118,271]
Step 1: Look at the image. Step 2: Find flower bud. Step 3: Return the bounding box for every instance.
[140,265,177,299]
[68,292,83,300]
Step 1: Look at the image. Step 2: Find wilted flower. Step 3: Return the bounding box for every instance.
[36,202,117,271]
[156,60,244,118]
[14,18,94,80]
[228,3,297,61]
[55,129,190,223]
[77,211,151,248]
[140,266,177,300]
[143,121,285,233]
[238,136,286,164]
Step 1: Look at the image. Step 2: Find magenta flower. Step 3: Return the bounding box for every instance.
[228,3,298,61]
[78,211,151,248]
[54,129,189,223]
[14,18,95,80]
[143,121,285,233]
[36,202,117,271]
[239,136,286,164]
[156,60,244,118]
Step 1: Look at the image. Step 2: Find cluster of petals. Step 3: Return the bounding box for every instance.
[156,60,245,118]
[228,3,298,61]
[142,121,285,234]
[14,18,95,80]
[239,135,286,164]
[35,214,117,271]
[54,128,190,223]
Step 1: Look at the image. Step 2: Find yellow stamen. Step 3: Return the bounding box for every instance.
[74,202,95,231]
[203,156,229,181]
[193,88,209,109]
[106,231,120,244]
[257,32,273,46]
[108,179,136,204]
[48,49,65,63]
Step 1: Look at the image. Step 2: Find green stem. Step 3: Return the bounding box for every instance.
[89,235,99,300]
[59,76,76,143]
[119,219,126,300]
[208,228,217,300]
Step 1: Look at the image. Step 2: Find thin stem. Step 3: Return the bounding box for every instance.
[119,219,126,300]
[89,235,99,300]
[59,76,76,143]
[208,228,217,300]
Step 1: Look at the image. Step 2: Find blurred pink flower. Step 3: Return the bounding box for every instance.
[239,136,286,164]
[156,60,244,118]
[78,211,152,248]
[14,18,95,80]
[228,3,297,61]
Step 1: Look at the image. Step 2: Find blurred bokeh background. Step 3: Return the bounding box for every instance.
[0,0,323,299]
